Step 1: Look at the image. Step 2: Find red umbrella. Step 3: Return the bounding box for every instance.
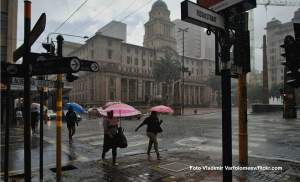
[102,101,122,109]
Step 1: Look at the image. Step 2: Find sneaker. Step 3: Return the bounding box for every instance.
[113,163,118,166]
[157,155,162,160]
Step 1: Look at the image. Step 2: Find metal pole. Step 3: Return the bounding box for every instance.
[56,35,64,181]
[23,1,32,181]
[222,16,232,182]
[142,53,143,101]
[4,77,11,182]
[39,86,44,179]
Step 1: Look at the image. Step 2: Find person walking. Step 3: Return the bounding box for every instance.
[31,107,39,133]
[102,110,122,166]
[15,107,23,127]
[135,111,163,160]
[66,106,78,144]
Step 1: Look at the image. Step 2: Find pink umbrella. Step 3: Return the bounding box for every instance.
[104,104,137,126]
[103,101,122,109]
[149,105,173,119]
[149,105,174,113]
[101,110,140,117]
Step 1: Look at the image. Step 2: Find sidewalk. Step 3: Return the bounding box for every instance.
[26,148,300,182]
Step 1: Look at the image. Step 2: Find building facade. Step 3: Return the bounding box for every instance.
[1,0,18,63]
[96,20,127,43]
[63,0,217,109]
[265,8,300,88]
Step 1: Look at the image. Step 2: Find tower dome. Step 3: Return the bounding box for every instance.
[151,0,168,10]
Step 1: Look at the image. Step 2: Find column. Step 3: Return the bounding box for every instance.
[193,85,196,105]
[188,85,190,105]
[198,86,201,105]
[135,79,138,101]
[127,78,129,101]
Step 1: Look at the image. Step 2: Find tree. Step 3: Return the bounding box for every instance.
[153,53,181,84]
[205,72,221,107]
[247,84,263,104]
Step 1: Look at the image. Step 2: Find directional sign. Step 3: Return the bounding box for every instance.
[80,59,100,72]
[1,63,23,77]
[12,77,58,88]
[31,57,81,75]
[181,1,224,32]
[13,13,46,62]
[197,0,256,15]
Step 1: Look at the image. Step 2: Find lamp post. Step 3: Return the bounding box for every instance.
[178,28,188,115]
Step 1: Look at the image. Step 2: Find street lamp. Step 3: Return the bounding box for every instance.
[178,27,188,115]
[47,32,89,43]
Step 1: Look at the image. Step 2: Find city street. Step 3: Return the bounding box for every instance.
[1,108,300,178]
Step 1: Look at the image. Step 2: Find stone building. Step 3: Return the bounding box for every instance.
[64,0,217,109]
[265,8,300,88]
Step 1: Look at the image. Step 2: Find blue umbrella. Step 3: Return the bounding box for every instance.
[66,102,84,113]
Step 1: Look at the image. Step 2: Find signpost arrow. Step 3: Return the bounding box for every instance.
[1,63,23,77]
[13,13,46,62]
[80,59,100,72]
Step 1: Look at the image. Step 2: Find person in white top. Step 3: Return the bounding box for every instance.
[15,107,23,127]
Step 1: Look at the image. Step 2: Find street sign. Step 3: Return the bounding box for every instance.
[231,64,242,74]
[13,13,46,62]
[287,94,293,99]
[184,67,188,72]
[197,0,256,14]
[80,59,100,72]
[37,75,45,93]
[181,1,225,32]
[31,57,81,75]
[1,63,23,77]
[12,77,58,88]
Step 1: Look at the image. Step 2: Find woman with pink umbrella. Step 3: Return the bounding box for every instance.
[135,111,163,160]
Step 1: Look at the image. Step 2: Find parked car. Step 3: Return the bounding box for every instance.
[46,110,56,120]
[62,110,81,122]
[90,108,103,117]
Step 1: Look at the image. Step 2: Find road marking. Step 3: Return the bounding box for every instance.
[0,160,78,175]
[40,136,91,162]
[184,137,261,147]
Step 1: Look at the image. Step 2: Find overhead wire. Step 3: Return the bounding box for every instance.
[36,0,88,52]
[76,0,153,44]
[68,0,117,35]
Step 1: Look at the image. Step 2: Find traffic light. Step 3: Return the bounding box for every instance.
[280,35,300,88]
[66,73,79,82]
[188,71,191,76]
[278,88,283,95]
[234,30,250,73]
[42,42,55,55]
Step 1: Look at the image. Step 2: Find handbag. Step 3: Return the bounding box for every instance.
[156,125,163,133]
[117,130,128,148]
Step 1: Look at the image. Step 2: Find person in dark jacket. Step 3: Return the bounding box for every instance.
[31,107,40,133]
[66,106,78,144]
[135,111,163,160]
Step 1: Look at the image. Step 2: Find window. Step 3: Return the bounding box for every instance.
[127,57,130,64]
[201,69,203,75]
[192,61,194,65]
[120,56,122,63]
[197,69,198,75]
[135,58,138,65]
[150,61,153,67]
[110,91,114,101]
[281,76,284,80]
[272,77,274,81]
[197,62,198,66]
[192,68,194,73]
[92,41,94,47]
[281,69,283,73]
[142,50,145,55]
[135,48,138,54]
[201,61,203,66]
[91,50,94,59]
[142,59,145,66]
[127,47,130,53]
[108,39,112,46]
[83,94,85,101]
[110,77,114,86]
[108,50,112,59]
[91,90,94,100]
[150,51,153,57]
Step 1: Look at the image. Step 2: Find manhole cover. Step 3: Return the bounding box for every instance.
[158,162,190,172]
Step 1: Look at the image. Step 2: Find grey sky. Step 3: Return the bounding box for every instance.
[16,0,299,71]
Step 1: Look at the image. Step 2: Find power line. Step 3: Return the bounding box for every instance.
[36,0,88,52]
[113,0,137,21]
[68,0,117,35]
[77,0,153,44]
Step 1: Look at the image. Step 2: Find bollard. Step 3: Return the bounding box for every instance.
[194,109,197,114]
